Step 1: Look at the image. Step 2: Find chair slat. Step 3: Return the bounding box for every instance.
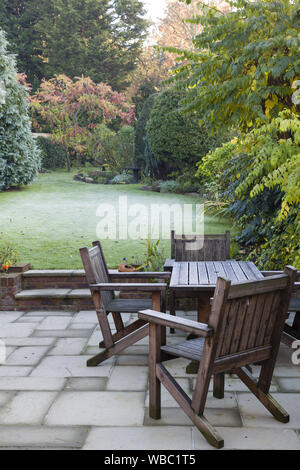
[255,292,275,347]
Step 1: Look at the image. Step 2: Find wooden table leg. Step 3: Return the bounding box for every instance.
[197,292,212,324]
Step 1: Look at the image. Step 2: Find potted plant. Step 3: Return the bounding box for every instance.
[0,242,29,274]
[118,238,166,273]
[0,243,18,274]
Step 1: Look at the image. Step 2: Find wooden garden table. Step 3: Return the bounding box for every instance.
[166,259,264,324]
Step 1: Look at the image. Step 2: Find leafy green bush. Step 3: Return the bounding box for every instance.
[0,29,40,190]
[158,180,182,194]
[37,136,67,170]
[146,88,223,179]
[110,171,133,184]
[198,111,300,269]
[87,124,135,173]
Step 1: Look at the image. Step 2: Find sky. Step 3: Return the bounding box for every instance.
[143,0,168,22]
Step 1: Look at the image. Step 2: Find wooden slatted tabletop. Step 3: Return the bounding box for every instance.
[169,260,264,291]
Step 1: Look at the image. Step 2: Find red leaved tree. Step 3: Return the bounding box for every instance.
[31,74,135,170]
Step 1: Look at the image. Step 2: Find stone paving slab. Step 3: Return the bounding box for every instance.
[4,337,55,347]
[0,425,88,449]
[70,311,98,324]
[237,393,300,429]
[0,391,58,425]
[30,355,114,377]
[37,316,72,330]
[82,426,195,450]
[116,354,149,366]
[65,377,107,391]
[16,316,44,323]
[44,391,145,426]
[48,338,88,356]
[5,346,51,366]
[193,427,300,450]
[274,365,300,377]
[0,312,24,323]
[0,324,35,338]
[70,323,95,331]
[0,366,32,377]
[0,377,66,391]
[277,378,300,392]
[107,366,148,391]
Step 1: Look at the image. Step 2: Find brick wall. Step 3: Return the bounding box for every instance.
[0,273,23,311]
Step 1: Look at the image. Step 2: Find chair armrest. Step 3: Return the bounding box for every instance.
[110,272,171,280]
[262,271,300,281]
[138,309,213,338]
[90,283,167,292]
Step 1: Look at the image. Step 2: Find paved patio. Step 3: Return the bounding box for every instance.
[0,309,299,450]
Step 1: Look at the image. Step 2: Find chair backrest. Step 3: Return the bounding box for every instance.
[207,266,297,370]
[79,241,113,309]
[171,230,230,261]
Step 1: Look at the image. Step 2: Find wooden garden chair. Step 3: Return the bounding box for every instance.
[80,241,170,367]
[170,230,231,262]
[167,230,230,330]
[139,265,297,449]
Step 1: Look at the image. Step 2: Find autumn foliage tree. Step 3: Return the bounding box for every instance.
[31,75,135,170]
[128,0,204,112]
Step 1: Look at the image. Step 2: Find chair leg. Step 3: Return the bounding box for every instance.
[236,367,289,423]
[99,319,146,348]
[149,323,162,419]
[213,373,225,399]
[111,312,124,332]
[156,363,224,449]
[87,348,113,367]
[88,324,149,367]
[169,290,176,334]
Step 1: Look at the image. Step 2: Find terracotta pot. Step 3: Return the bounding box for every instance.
[118,263,136,273]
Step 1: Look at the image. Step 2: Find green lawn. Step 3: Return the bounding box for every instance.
[0,170,233,269]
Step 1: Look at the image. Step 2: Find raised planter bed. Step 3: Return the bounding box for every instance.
[0,268,197,312]
[5,263,30,274]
